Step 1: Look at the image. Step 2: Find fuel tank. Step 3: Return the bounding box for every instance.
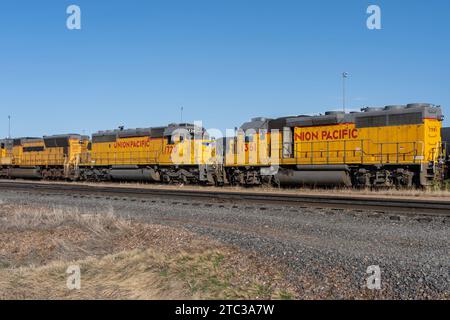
[8,167,42,179]
[275,166,352,187]
[109,166,161,182]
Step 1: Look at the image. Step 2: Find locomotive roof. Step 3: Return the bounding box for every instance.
[164,123,205,136]
[43,134,88,140]
[12,137,42,145]
[287,103,442,128]
[11,137,40,140]
[94,127,160,138]
[240,117,272,131]
[241,103,442,130]
[93,123,205,140]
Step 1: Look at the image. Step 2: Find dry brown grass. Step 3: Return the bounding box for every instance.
[1,205,129,233]
[0,203,295,300]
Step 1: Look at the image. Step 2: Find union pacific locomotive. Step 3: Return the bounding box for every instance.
[0,103,446,188]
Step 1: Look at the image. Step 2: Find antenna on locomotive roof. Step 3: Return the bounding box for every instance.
[342,72,349,113]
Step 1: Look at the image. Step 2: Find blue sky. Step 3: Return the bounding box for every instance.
[1,0,449,137]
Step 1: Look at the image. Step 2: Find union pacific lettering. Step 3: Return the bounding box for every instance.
[295,128,358,142]
[113,139,151,149]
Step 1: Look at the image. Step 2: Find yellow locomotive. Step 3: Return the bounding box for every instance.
[225,103,443,187]
[0,135,89,179]
[78,123,222,184]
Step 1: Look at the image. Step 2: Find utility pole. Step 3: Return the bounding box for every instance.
[180,106,184,123]
[342,72,349,113]
[8,115,11,139]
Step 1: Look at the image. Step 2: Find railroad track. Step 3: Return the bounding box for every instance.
[0,180,449,217]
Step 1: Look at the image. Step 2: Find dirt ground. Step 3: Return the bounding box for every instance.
[0,202,295,300]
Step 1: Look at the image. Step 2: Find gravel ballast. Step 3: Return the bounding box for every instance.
[0,189,448,299]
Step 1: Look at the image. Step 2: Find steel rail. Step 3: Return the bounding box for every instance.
[0,181,449,216]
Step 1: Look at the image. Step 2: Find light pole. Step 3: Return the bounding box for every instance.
[180,106,184,123]
[8,115,11,139]
[342,72,349,113]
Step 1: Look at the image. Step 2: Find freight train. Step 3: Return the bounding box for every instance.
[0,103,447,188]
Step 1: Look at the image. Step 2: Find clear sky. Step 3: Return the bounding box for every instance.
[1,0,449,137]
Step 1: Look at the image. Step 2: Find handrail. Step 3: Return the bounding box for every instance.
[291,139,424,164]
[3,138,431,167]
